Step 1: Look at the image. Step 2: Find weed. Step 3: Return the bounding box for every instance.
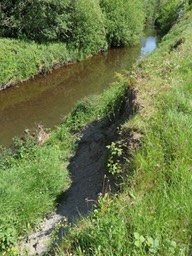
[107,142,123,175]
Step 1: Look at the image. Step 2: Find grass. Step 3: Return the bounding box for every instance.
[0,38,82,90]
[56,8,192,256]
[0,81,128,253]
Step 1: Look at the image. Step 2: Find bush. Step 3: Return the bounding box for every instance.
[0,0,145,47]
[69,0,107,56]
[100,0,145,47]
[144,0,157,22]
[158,0,189,34]
[0,0,72,42]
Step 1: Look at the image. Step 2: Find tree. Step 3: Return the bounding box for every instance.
[100,0,145,47]
[70,0,107,55]
[0,0,72,42]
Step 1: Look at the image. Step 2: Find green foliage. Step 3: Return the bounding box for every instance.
[65,79,128,132]
[97,77,128,120]
[158,0,189,34]
[0,142,70,251]
[65,99,96,132]
[144,0,158,22]
[0,0,145,46]
[100,0,145,47]
[70,0,107,56]
[0,0,72,42]
[0,0,150,88]
[59,194,132,255]
[107,142,123,175]
[0,38,75,89]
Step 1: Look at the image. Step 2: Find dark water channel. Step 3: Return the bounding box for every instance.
[0,27,159,147]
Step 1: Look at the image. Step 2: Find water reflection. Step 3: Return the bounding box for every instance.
[141,36,157,56]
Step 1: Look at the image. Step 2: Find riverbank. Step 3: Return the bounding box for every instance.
[0,83,128,254]
[0,0,146,90]
[55,7,192,255]
[0,26,158,148]
[0,38,83,90]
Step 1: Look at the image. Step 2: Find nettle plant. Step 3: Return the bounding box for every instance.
[107,142,123,175]
[133,232,177,255]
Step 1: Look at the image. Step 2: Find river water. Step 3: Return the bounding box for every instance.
[0,27,158,147]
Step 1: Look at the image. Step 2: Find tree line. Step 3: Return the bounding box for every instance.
[0,0,145,55]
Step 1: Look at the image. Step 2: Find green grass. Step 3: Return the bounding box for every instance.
[0,81,128,253]
[0,131,73,251]
[0,38,80,89]
[57,8,192,256]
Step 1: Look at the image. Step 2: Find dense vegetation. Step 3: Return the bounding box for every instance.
[0,0,147,89]
[0,0,152,253]
[0,0,144,46]
[157,0,190,34]
[56,6,192,255]
[99,0,145,47]
[0,0,72,42]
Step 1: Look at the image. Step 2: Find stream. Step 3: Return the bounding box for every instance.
[0,26,159,147]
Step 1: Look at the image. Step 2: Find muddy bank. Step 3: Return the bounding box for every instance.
[20,121,113,255]
[19,87,136,256]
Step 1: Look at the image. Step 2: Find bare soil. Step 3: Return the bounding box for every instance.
[20,119,116,255]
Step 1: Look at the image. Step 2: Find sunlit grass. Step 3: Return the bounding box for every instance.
[0,38,76,89]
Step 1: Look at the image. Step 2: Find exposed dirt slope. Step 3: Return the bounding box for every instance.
[20,120,116,255]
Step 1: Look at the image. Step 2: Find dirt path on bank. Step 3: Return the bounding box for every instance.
[21,120,116,255]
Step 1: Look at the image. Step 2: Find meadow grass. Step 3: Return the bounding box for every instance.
[57,9,192,256]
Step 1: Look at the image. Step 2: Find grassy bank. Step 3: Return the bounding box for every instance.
[0,0,146,90]
[0,81,127,253]
[56,8,192,256]
[0,39,78,89]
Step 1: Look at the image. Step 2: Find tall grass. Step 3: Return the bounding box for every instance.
[0,38,77,89]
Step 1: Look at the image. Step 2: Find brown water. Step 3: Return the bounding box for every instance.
[0,27,158,147]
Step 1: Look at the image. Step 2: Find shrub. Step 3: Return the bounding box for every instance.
[158,0,189,34]
[69,0,107,56]
[0,0,72,42]
[100,0,145,47]
[144,0,157,22]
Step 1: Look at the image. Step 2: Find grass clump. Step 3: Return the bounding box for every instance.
[0,135,71,251]
[56,9,192,256]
